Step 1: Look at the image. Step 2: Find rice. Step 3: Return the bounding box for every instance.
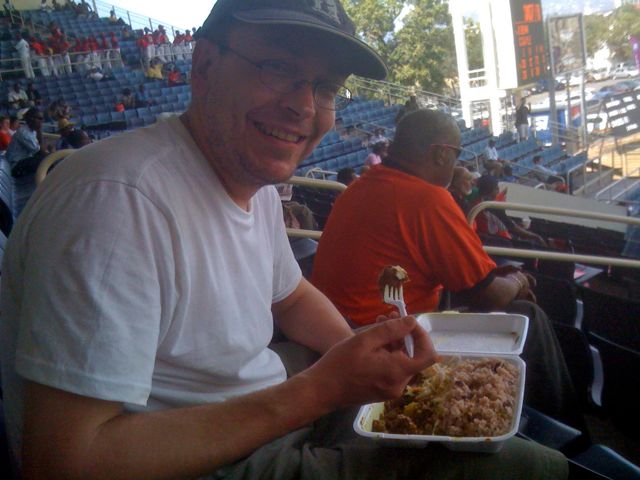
[372,357,519,437]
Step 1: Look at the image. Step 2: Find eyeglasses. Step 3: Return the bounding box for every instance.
[217,44,352,111]
[431,144,462,159]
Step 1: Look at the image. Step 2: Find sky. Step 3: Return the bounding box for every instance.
[105,0,215,30]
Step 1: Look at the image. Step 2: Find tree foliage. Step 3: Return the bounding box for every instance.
[344,0,455,94]
[585,5,640,62]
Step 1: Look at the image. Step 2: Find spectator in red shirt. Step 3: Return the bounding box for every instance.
[167,66,185,87]
[109,31,122,68]
[0,116,12,151]
[30,37,50,77]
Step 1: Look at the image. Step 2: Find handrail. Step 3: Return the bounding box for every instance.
[468,201,640,227]
[595,167,640,202]
[467,201,640,269]
[283,175,345,239]
[286,175,346,192]
[35,148,75,185]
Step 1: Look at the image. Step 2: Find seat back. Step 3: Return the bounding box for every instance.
[587,332,640,438]
[581,286,640,351]
[534,273,578,325]
[552,323,595,411]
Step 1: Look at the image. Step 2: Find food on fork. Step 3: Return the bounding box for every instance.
[378,265,410,297]
[372,357,519,437]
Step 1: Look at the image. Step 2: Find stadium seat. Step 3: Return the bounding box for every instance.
[128,117,144,128]
[580,286,640,350]
[571,445,640,480]
[123,110,138,120]
[110,112,125,122]
[517,405,585,455]
[587,332,640,438]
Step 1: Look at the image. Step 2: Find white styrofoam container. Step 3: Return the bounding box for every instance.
[353,312,529,453]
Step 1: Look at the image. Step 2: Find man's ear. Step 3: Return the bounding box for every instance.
[431,146,446,167]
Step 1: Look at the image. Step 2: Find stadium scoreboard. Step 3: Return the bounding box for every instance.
[510,0,546,86]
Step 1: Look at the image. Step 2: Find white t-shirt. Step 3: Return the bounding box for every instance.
[0,115,301,462]
[484,145,498,161]
[15,38,30,57]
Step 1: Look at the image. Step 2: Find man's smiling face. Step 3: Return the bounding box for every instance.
[189,24,347,198]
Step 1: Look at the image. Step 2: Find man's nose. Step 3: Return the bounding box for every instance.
[280,80,316,118]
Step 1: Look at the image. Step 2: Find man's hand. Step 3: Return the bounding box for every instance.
[300,315,438,409]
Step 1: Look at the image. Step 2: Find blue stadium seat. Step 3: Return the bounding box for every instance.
[110,111,125,122]
[96,113,110,125]
[128,117,144,128]
[123,110,138,120]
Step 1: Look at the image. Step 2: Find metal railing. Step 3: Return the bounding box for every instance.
[349,76,461,114]
[284,176,345,240]
[282,179,640,270]
[92,0,188,38]
[467,201,640,269]
[0,48,128,81]
[595,167,640,203]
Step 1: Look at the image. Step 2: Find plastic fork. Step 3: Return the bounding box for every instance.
[383,284,415,358]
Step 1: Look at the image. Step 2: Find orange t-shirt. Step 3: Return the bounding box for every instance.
[312,165,497,325]
[0,131,12,151]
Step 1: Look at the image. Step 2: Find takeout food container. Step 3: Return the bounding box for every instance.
[353,312,528,453]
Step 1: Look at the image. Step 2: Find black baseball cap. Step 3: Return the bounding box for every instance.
[194,0,387,80]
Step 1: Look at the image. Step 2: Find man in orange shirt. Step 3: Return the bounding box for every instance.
[313,109,534,326]
[313,109,583,429]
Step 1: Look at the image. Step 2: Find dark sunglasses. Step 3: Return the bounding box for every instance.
[431,144,462,159]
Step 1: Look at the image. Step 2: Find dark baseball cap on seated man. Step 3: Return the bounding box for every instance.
[194,0,387,80]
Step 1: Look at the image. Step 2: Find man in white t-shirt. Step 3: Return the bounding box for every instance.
[14,32,35,79]
[0,1,567,479]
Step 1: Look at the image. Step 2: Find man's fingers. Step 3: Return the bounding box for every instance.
[361,316,417,349]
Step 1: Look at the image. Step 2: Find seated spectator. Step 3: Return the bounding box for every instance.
[120,88,136,110]
[474,175,546,247]
[66,128,92,149]
[167,66,186,87]
[8,115,19,135]
[532,155,567,192]
[483,139,504,176]
[0,115,12,151]
[337,167,358,186]
[501,164,517,183]
[449,166,475,216]
[363,141,386,170]
[146,58,164,80]
[135,84,152,107]
[108,8,118,24]
[121,26,133,40]
[369,127,388,146]
[312,109,582,429]
[55,117,75,150]
[6,107,47,177]
[26,82,42,107]
[47,98,70,121]
[7,83,29,110]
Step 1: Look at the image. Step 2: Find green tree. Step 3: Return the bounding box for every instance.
[606,5,640,62]
[584,13,608,58]
[344,0,456,94]
[343,0,404,67]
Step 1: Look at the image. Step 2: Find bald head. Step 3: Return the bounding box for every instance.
[389,109,461,165]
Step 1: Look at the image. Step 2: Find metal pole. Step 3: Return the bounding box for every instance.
[92,0,97,15]
[566,74,571,151]
[546,19,559,145]
[127,10,132,28]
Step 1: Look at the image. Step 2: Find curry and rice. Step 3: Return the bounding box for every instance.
[372,357,519,437]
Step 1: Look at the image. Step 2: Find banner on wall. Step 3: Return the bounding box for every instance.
[548,14,586,76]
